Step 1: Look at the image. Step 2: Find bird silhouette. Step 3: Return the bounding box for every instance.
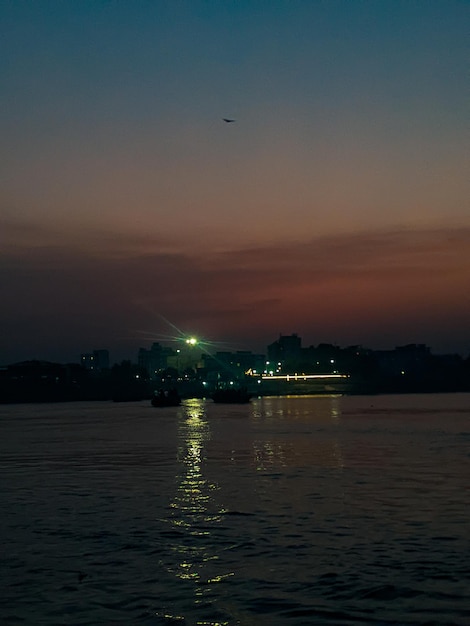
[222,118,236,123]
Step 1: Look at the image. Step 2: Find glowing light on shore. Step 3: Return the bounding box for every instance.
[259,373,349,381]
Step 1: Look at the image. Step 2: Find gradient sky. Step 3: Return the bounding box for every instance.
[1,0,469,364]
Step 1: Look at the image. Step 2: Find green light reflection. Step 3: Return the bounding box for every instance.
[166,399,234,608]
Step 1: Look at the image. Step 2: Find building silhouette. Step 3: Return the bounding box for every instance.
[80,349,109,373]
[268,334,302,370]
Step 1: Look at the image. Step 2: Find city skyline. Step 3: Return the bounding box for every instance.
[3,328,470,369]
[1,2,469,364]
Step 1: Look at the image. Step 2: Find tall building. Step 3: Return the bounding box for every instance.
[138,342,173,379]
[267,334,302,369]
[80,349,109,372]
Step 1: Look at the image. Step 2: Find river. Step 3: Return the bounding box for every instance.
[1,393,469,625]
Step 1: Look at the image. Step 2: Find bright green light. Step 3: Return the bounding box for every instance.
[186,337,197,345]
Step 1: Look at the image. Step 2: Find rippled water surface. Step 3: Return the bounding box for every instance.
[1,394,469,625]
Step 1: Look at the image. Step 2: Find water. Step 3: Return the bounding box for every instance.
[1,393,469,625]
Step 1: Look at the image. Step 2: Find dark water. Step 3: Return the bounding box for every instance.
[1,394,469,625]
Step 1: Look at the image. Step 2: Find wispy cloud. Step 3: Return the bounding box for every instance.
[1,224,469,360]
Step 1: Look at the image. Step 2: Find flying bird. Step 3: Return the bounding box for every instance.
[222,118,236,123]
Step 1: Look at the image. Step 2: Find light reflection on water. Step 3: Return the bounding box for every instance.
[251,395,345,471]
[0,393,469,625]
[159,399,234,624]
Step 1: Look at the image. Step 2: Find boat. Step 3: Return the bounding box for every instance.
[151,389,181,407]
[211,386,252,404]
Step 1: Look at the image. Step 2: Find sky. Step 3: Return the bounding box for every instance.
[1,0,469,364]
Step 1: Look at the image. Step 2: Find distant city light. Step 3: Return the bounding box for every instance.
[257,373,349,381]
